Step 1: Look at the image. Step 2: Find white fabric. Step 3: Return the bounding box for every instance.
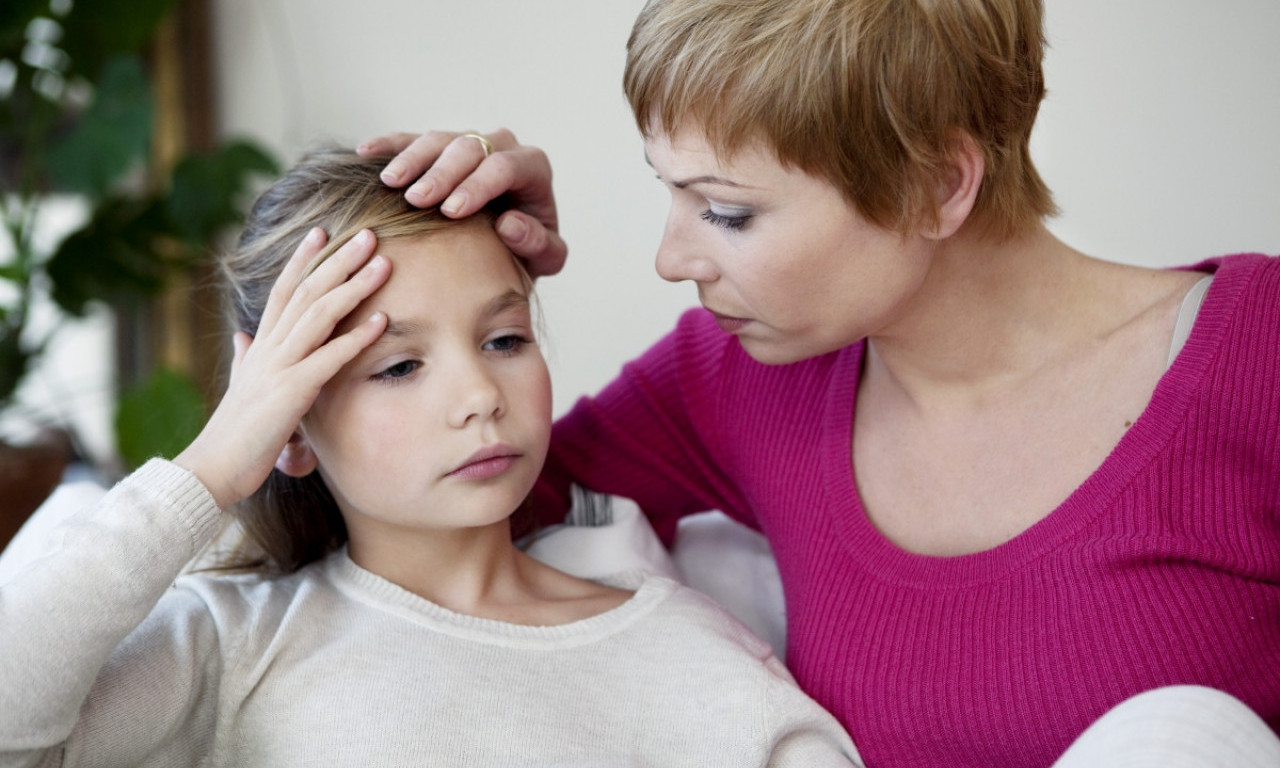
[4,478,790,660]
[0,460,861,767]
[1053,686,1280,768]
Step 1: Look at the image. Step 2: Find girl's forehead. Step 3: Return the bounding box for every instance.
[373,229,528,305]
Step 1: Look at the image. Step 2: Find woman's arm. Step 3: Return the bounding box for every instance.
[357,129,567,278]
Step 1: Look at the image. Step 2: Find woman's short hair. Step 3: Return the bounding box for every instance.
[624,0,1058,239]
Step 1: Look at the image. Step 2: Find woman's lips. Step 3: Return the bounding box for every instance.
[710,312,750,333]
[447,445,521,480]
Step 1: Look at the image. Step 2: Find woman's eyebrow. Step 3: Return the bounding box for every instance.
[643,151,752,190]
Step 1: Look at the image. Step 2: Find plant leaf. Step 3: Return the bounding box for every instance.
[45,196,169,316]
[115,366,205,469]
[0,0,48,59]
[56,0,178,80]
[46,55,153,199]
[166,140,279,245]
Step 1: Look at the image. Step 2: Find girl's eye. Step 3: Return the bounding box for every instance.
[483,334,531,355]
[700,208,752,231]
[373,360,420,381]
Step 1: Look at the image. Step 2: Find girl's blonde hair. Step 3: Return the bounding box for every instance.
[624,0,1058,239]
[218,145,507,574]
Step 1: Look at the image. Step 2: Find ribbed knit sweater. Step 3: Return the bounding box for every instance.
[537,253,1280,768]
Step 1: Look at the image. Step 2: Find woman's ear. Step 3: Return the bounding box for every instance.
[275,431,318,477]
[926,131,985,241]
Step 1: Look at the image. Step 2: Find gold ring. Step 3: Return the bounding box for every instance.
[461,133,494,158]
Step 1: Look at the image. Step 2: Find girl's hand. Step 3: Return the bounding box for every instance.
[357,128,567,278]
[174,228,390,509]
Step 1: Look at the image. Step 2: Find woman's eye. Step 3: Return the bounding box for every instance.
[700,208,752,231]
[483,335,531,355]
[374,360,420,381]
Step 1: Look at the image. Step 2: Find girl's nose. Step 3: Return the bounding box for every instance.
[446,357,505,428]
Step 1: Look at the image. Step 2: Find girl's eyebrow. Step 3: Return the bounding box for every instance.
[374,290,530,343]
[485,289,531,318]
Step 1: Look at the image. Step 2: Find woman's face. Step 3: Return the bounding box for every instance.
[645,128,937,364]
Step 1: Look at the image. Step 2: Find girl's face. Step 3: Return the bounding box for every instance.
[300,221,551,547]
[645,128,937,364]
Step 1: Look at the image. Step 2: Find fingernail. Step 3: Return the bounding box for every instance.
[380,166,401,184]
[355,229,373,245]
[442,191,467,216]
[368,311,385,324]
[408,178,434,201]
[305,227,323,244]
[364,254,386,271]
[497,216,528,245]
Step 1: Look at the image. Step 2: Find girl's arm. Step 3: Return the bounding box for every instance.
[760,654,865,767]
[0,230,389,763]
[0,461,222,765]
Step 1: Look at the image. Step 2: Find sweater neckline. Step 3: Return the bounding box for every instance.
[821,254,1262,588]
[327,555,674,649]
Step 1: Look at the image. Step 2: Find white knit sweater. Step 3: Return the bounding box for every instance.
[0,460,861,767]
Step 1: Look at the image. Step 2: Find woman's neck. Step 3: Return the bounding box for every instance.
[864,223,1105,412]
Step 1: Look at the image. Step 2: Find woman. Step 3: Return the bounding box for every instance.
[357,0,1280,765]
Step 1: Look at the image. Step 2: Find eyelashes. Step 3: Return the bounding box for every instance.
[482,334,532,355]
[370,335,533,384]
[700,208,752,231]
[373,360,420,382]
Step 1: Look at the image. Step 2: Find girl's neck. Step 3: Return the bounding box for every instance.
[345,520,632,625]
[348,521,526,612]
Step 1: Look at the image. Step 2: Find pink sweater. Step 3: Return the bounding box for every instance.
[537,253,1280,768]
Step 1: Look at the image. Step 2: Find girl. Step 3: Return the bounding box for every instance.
[0,147,861,766]
[360,0,1280,765]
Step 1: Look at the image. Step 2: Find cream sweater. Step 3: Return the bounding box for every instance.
[0,460,861,767]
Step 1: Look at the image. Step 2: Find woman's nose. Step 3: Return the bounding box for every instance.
[655,212,717,284]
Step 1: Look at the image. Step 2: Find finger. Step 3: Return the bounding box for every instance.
[277,251,391,365]
[435,146,554,224]
[228,332,253,379]
[356,131,422,159]
[403,132,500,210]
[377,130,467,191]
[495,210,568,278]
[259,227,328,338]
[270,229,379,345]
[293,310,389,393]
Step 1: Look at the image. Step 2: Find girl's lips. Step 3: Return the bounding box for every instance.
[447,445,522,480]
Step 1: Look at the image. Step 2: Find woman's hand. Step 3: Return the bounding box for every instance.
[174,228,390,509]
[358,129,567,277]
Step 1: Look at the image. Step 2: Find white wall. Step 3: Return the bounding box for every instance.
[211,0,1280,415]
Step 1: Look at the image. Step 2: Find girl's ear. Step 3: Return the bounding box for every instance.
[926,130,985,241]
[275,432,318,477]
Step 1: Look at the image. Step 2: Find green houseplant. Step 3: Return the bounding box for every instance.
[0,0,277,536]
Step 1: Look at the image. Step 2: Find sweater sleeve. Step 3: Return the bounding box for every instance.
[0,459,225,766]
[760,655,865,768]
[534,308,753,545]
